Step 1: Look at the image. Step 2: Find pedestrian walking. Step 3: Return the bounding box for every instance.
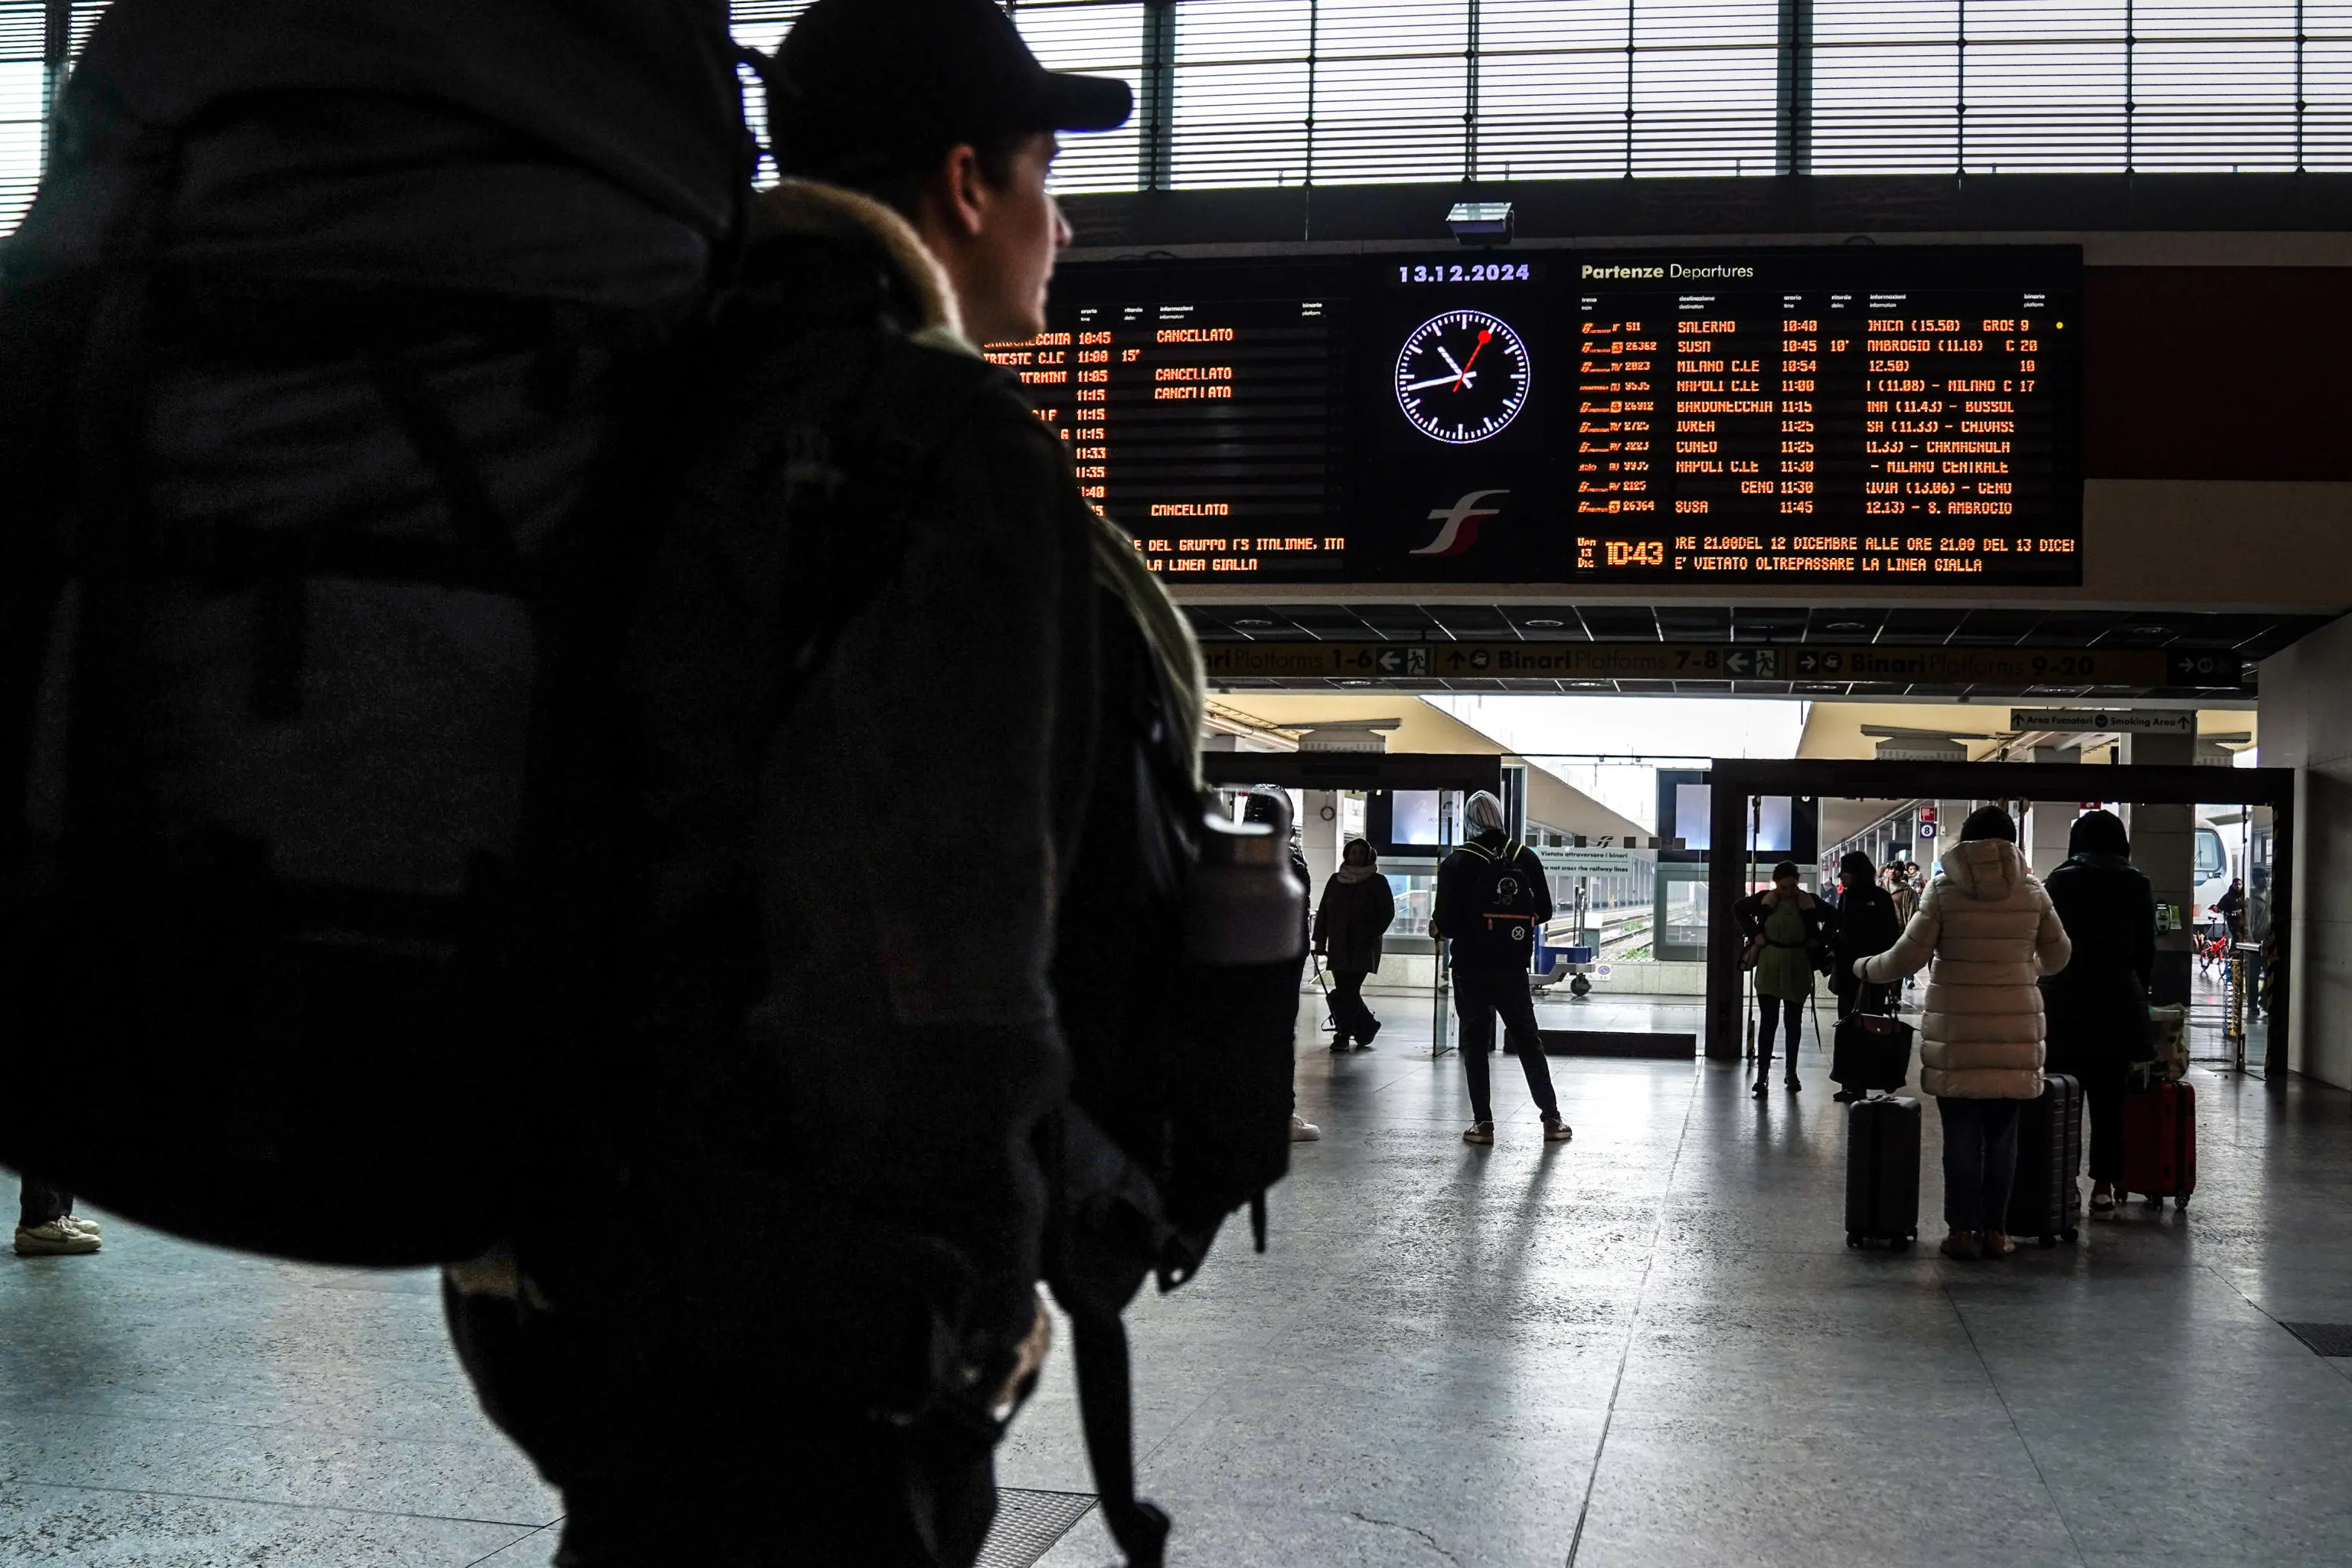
[1858,806,2071,1261]
[1314,838,1395,1052]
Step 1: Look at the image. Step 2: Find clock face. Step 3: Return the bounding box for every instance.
[1395,309,1530,445]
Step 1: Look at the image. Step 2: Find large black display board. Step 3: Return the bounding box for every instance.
[987,245,2080,585]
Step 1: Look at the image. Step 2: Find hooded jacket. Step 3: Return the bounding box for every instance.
[1858,838,2072,1099]
[2040,816,2156,1067]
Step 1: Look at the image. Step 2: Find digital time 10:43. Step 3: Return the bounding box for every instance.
[1397,262,1533,284]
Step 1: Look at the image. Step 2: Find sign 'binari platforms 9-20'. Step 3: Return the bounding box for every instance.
[985,246,2082,586]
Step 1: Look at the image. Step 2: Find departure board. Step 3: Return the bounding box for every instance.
[988,246,2080,585]
[985,263,1353,578]
[1572,249,2079,583]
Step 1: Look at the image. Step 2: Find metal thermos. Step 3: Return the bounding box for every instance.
[1183,789,1308,967]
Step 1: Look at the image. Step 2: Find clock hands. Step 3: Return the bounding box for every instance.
[1452,328,1494,390]
[1401,371,1478,393]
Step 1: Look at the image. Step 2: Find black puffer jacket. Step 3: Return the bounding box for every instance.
[2041,815,2156,1067]
[1828,884,1901,998]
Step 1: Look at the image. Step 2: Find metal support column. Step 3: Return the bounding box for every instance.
[1775,0,1813,175]
[1138,0,1176,191]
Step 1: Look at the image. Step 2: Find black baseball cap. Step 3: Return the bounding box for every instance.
[769,0,1134,180]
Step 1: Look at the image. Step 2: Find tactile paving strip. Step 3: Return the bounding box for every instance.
[975,1488,1099,1568]
[2280,1321,2352,1357]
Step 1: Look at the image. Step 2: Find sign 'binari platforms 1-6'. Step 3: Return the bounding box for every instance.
[988,246,2080,585]
[1574,250,2079,583]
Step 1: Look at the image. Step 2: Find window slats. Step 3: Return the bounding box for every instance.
[9,2,2346,240]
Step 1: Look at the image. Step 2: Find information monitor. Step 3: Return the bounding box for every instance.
[985,245,2080,586]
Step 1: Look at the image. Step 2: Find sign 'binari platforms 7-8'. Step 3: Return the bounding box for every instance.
[988,246,2080,585]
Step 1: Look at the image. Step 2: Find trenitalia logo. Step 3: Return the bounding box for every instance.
[1410,489,1508,557]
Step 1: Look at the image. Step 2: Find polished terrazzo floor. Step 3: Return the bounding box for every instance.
[5,997,2349,1566]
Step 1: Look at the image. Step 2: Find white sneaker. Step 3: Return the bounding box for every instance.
[1289,1114,1321,1142]
[60,1214,100,1239]
[15,1221,100,1257]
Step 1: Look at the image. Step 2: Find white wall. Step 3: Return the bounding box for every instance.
[2259,618,2352,1089]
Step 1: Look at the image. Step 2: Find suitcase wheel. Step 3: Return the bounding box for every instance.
[2062,1228,2079,1243]
[2174,1194,2190,1209]
[1846,1233,1859,1248]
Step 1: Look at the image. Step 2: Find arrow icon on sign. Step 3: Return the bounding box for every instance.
[1377,648,1408,675]
[1725,651,1755,676]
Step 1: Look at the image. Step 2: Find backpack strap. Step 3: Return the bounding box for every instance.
[1069,1298,1171,1568]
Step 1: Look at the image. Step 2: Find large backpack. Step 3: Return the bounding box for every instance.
[1043,619,1306,1566]
[0,0,748,1266]
[1453,837,1544,965]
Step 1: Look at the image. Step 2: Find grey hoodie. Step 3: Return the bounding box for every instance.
[1859,838,2073,1099]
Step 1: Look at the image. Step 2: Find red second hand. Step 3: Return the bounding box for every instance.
[1453,328,1493,390]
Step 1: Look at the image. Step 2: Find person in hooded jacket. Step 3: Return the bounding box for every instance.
[1859,806,2071,1261]
[2040,809,2154,1220]
[1246,786,1322,1142]
[1432,791,1572,1146]
[1827,851,1904,1102]
[1733,862,1832,1097]
[1315,838,1395,1052]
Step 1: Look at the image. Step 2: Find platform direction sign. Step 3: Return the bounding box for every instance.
[1198,641,2241,689]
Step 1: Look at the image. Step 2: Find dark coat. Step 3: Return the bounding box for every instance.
[1432,831,1552,972]
[2040,853,2156,1067]
[1315,873,1396,975]
[1828,884,1901,998]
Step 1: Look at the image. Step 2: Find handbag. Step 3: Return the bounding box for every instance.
[1832,990,1915,1093]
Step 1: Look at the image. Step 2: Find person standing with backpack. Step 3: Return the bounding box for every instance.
[1314,838,1395,1052]
[1432,792,1572,1146]
[433,3,1302,1563]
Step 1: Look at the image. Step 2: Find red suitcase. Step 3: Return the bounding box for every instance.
[2122,1079,2197,1208]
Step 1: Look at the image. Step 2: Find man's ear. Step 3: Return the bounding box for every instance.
[936,143,990,240]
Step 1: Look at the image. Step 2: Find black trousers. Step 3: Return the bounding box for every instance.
[17,1174,72,1229]
[1755,995,1804,1068]
[1328,969,1377,1041]
[2048,1044,2128,1184]
[1455,964,1559,1123]
[1939,1097,2023,1231]
[447,1283,1000,1568]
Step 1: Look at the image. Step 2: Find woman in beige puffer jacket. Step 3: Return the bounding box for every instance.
[1858,805,2070,1260]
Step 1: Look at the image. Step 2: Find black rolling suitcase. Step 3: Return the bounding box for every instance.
[1844,1093,1920,1250]
[2007,1073,2084,1246]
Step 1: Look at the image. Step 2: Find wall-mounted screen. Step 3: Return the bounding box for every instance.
[991,246,2081,586]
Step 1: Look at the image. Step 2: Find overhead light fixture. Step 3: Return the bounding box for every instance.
[1827,620,1867,633]
[2133,625,2171,635]
[1338,678,1373,686]
[1234,617,1276,629]
[1523,617,1564,629]
[1446,200,1514,247]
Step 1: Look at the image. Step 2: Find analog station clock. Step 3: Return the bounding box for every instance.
[1394,309,1530,445]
